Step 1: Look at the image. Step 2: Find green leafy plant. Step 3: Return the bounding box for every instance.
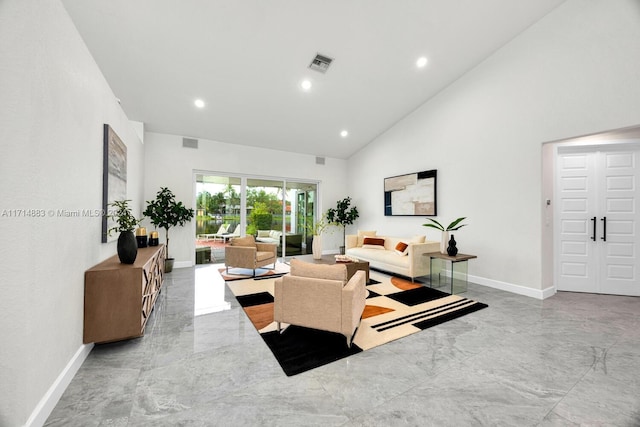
[107,200,142,235]
[143,187,195,258]
[326,197,359,250]
[422,217,468,232]
[326,197,359,227]
[307,214,329,236]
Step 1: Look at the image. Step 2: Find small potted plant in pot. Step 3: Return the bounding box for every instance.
[326,196,359,255]
[422,217,467,255]
[143,187,195,272]
[108,199,142,264]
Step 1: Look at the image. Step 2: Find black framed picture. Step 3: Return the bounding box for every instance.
[384,169,437,216]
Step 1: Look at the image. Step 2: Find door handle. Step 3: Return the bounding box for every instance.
[601,217,607,242]
[591,216,597,241]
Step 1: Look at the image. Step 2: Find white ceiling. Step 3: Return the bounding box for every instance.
[62,0,566,159]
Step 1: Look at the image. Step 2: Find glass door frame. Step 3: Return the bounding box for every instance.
[194,170,320,261]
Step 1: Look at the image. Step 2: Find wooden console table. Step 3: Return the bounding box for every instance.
[84,244,166,344]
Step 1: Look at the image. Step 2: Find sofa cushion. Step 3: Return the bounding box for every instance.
[362,237,386,250]
[231,235,256,247]
[290,259,347,282]
[256,251,274,262]
[357,230,377,247]
[410,235,426,243]
[395,241,409,256]
[347,247,409,268]
[269,230,282,239]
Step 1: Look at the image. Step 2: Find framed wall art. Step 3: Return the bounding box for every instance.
[384,169,437,216]
[102,124,127,242]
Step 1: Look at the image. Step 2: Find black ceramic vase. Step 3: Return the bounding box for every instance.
[117,231,138,264]
[447,234,458,257]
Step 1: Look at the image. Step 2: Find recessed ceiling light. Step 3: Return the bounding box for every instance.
[194,99,205,108]
[340,130,349,138]
[416,56,428,68]
[300,80,312,91]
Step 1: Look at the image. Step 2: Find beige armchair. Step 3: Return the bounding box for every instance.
[225,235,277,276]
[274,259,367,347]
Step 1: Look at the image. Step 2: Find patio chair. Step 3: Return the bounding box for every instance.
[212,223,231,241]
[216,224,241,243]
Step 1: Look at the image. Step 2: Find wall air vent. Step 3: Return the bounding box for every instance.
[315,156,325,165]
[309,53,333,73]
[182,137,198,149]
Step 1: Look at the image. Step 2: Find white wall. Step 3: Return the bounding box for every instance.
[143,132,349,264]
[347,0,640,298]
[0,1,145,425]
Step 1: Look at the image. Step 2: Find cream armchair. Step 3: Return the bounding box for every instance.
[274,259,367,347]
[225,235,277,276]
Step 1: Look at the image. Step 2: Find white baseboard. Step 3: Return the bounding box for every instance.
[468,274,556,300]
[26,343,93,427]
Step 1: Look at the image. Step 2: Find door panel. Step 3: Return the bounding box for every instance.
[556,146,639,296]
[599,150,639,295]
[556,152,597,292]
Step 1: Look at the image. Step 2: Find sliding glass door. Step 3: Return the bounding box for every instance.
[195,173,319,262]
[288,181,317,257]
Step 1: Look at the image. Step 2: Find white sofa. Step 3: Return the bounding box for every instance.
[345,232,439,280]
[255,229,283,245]
[255,230,304,255]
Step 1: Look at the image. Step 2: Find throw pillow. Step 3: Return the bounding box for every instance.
[231,235,256,247]
[395,241,409,256]
[257,230,270,238]
[362,236,386,250]
[290,259,347,282]
[357,230,377,247]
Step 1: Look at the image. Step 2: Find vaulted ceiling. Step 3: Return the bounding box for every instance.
[62,0,566,158]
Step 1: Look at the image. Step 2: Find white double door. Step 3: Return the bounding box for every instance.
[555,143,640,296]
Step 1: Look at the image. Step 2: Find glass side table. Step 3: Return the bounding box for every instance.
[424,252,477,294]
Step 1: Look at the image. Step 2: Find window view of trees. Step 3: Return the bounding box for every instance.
[195,182,286,236]
[196,185,239,217]
[195,175,318,260]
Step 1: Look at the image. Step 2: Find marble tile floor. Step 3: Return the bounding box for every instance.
[46,264,640,426]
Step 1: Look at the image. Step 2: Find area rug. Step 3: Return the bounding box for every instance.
[218,262,290,281]
[227,270,488,376]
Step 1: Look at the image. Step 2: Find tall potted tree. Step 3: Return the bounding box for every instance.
[326,196,359,254]
[143,187,195,272]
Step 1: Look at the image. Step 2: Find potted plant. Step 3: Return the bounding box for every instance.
[108,199,142,264]
[307,214,329,259]
[422,217,467,255]
[143,187,195,272]
[326,196,359,254]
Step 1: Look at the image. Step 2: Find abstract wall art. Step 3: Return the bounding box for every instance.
[384,169,437,216]
[102,124,127,242]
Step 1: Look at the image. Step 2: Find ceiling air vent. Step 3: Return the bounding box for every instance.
[309,53,333,73]
[182,137,198,149]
